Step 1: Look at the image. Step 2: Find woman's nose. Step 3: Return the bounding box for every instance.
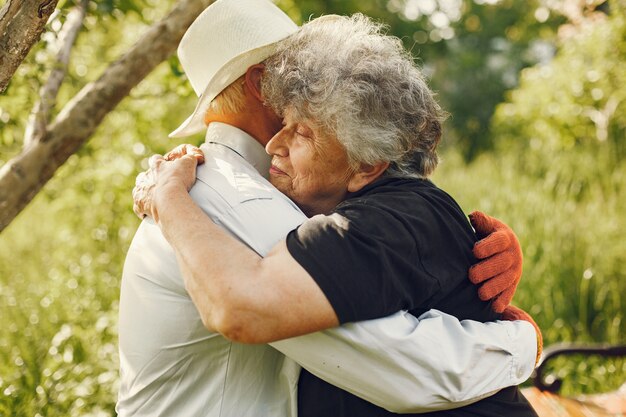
[265,127,289,157]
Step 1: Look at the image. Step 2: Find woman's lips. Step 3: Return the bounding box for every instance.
[269,165,287,175]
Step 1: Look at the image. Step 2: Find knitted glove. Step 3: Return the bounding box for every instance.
[501,305,543,365]
[468,211,523,313]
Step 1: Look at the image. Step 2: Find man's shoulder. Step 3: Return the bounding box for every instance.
[192,143,305,256]
[192,144,277,208]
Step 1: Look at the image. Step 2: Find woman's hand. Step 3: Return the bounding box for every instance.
[132,144,204,221]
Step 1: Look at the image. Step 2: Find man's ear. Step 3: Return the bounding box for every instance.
[244,64,265,102]
[347,161,389,193]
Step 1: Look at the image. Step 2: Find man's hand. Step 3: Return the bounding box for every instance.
[468,211,522,313]
[501,305,543,365]
[132,144,204,221]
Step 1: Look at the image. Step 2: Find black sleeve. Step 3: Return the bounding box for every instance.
[285,203,441,323]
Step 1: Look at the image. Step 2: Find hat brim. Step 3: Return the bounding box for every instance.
[169,42,281,138]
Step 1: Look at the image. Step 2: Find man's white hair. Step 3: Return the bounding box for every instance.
[262,14,446,178]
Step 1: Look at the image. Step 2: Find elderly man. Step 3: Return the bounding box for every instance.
[121,1,539,416]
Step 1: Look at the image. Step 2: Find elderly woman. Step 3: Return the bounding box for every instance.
[138,14,538,417]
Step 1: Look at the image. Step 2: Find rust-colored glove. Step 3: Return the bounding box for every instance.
[468,211,523,313]
[501,305,543,365]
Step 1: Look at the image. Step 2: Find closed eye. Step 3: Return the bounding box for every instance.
[296,129,311,139]
[296,123,315,139]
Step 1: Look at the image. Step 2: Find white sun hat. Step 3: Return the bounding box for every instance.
[169,0,298,138]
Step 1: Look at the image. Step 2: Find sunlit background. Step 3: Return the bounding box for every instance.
[1,0,624,415]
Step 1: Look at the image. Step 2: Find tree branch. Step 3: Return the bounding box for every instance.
[0,0,60,93]
[25,0,88,147]
[0,0,23,35]
[0,0,214,232]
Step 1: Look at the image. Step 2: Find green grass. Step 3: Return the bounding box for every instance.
[0,155,133,416]
[433,147,626,395]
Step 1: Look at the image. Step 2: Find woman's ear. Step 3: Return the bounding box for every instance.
[244,64,265,102]
[347,161,389,193]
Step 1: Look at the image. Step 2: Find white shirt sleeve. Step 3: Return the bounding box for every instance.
[196,163,537,413]
[271,309,537,413]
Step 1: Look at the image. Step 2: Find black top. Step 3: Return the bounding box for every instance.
[286,178,537,417]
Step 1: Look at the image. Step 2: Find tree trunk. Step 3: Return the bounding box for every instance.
[0,0,60,93]
[0,0,214,232]
[25,0,88,147]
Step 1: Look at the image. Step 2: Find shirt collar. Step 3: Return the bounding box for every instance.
[203,122,271,178]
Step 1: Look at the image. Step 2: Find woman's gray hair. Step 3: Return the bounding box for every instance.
[262,14,446,178]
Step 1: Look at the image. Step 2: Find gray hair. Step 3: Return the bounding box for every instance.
[262,14,446,178]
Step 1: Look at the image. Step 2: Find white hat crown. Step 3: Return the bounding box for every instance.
[170,0,298,138]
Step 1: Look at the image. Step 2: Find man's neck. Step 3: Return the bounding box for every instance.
[205,111,273,147]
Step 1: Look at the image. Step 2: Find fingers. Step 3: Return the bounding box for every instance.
[473,229,512,259]
[131,149,200,220]
[469,217,523,314]
[157,153,199,191]
[476,270,517,302]
[187,144,205,164]
[133,170,153,219]
[469,211,494,238]
[173,154,200,179]
[469,250,515,283]
[149,154,165,169]
[132,180,153,219]
[164,144,205,164]
[469,211,510,238]
[490,286,515,313]
[132,201,146,220]
[135,171,148,187]
[132,192,147,219]
[133,156,163,220]
[163,144,186,161]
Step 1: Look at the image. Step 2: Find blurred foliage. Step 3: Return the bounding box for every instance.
[433,146,626,396]
[278,0,566,159]
[1,0,625,415]
[434,1,626,396]
[493,1,626,166]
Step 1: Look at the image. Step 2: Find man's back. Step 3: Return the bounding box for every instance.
[117,124,306,416]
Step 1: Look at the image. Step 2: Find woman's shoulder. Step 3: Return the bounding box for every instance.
[342,177,459,212]
[337,177,472,236]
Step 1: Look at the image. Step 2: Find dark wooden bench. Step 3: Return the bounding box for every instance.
[522,344,626,416]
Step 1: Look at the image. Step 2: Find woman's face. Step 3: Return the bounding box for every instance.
[265,109,357,216]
